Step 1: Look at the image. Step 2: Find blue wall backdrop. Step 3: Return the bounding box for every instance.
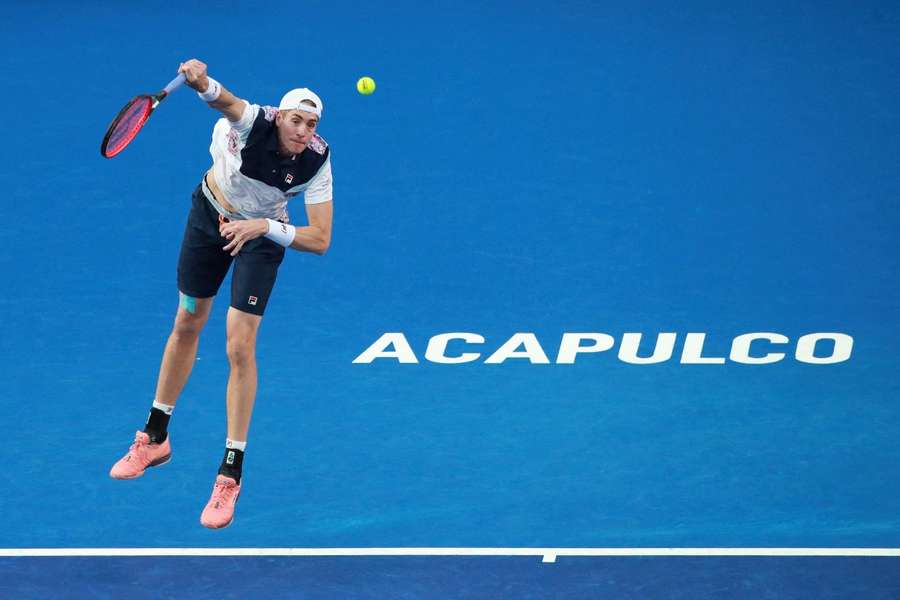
[1,0,898,596]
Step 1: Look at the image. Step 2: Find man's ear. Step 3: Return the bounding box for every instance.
[275,110,284,126]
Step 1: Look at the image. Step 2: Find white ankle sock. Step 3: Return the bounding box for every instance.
[152,400,175,415]
[226,438,247,451]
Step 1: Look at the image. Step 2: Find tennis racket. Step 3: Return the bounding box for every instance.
[100,73,186,158]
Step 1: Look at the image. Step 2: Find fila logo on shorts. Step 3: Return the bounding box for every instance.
[248,296,258,306]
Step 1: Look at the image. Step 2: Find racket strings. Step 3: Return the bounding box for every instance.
[103,97,152,157]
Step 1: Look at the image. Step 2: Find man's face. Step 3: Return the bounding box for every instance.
[276,108,319,155]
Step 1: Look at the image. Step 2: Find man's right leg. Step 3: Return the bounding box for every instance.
[154,294,215,407]
[109,294,215,480]
[111,182,233,480]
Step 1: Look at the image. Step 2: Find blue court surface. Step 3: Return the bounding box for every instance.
[2,1,899,597]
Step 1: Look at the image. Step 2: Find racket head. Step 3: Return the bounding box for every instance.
[100,95,154,158]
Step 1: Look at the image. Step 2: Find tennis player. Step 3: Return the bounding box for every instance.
[109,59,333,529]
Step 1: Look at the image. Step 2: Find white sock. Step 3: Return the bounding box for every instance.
[226,438,247,451]
[152,400,175,415]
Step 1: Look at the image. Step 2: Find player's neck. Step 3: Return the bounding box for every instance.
[277,143,295,158]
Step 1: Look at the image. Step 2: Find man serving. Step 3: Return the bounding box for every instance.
[109,58,333,529]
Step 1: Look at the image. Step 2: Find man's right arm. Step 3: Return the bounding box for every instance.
[178,58,246,122]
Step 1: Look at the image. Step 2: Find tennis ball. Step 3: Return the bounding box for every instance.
[357,76,376,95]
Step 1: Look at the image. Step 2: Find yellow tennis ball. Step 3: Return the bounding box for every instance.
[357,76,376,95]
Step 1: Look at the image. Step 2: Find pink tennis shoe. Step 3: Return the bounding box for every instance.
[111,433,242,529]
[200,475,242,529]
[109,431,172,479]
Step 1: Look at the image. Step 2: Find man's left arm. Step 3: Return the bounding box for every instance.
[290,200,332,255]
[220,151,334,256]
[219,201,332,256]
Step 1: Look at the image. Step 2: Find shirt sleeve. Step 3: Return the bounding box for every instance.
[303,156,333,204]
[229,101,257,140]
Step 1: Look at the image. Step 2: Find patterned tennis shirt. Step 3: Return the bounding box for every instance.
[207,100,332,222]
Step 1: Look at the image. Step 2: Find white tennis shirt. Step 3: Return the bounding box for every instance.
[208,101,332,222]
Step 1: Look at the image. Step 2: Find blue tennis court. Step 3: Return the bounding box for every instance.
[2,0,899,597]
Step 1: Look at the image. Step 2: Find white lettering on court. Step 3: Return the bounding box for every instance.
[729,333,788,364]
[351,332,854,365]
[352,333,418,364]
[618,333,677,364]
[557,333,615,364]
[424,333,484,364]
[680,333,726,364]
[484,333,550,364]
[795,333,854,364]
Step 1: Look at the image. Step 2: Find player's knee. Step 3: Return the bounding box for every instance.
[173,299,208,337]
[226,336,256,367]
[173,315,205,338]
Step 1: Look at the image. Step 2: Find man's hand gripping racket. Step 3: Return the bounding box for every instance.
[100,72,186,158]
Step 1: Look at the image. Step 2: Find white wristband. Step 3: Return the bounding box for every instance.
[264,219,296,247]
[198,77,222,102]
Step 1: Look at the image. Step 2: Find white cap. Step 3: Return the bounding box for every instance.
[278,88,323,119]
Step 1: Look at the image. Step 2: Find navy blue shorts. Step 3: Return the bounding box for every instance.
[177,184,286,316]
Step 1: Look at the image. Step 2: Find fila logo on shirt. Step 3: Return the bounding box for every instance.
[248,296,258,306]
[285,173,294,184]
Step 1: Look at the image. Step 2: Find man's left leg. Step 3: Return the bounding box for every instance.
[224,306,262,444]
[200,235,284,529]
[200,307,262,529]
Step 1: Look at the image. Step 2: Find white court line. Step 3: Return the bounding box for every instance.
[1,548,900,559]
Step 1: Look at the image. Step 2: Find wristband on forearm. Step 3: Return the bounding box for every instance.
[198,77,222,102]
[264,219,296,247]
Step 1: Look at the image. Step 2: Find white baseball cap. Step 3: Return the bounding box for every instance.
[278,88,323,119]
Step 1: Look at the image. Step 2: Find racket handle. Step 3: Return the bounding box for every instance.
[163,72,187,95]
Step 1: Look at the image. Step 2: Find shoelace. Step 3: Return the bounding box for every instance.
[210,481,236,507]
[127,435,149,462]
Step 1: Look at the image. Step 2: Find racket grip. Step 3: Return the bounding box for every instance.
[163,72,187,95]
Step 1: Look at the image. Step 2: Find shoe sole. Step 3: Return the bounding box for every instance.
[109,453,172,480]
[201,516,234,530]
